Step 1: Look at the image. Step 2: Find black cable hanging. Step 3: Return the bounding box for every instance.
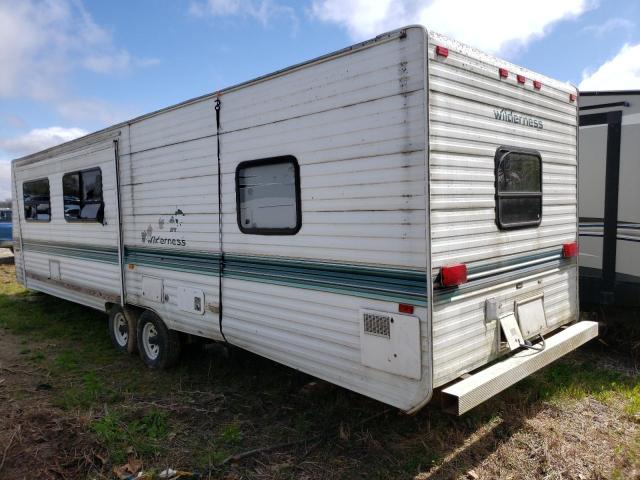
[215,96,228,343]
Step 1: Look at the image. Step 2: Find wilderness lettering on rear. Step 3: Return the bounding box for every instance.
[494,109,543,130]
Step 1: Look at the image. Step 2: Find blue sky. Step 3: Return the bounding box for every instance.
[1,0,639,200]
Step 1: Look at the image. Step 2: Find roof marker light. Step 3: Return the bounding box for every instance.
[533,80,542,90]
[562,242,578,258]
[517,74,526,84]
[499,68,509,78]
[570,93,577,102]
[440,264,468,288]
[436,45,449,57]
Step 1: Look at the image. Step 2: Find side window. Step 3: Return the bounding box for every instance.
[63,168,104,222]
[235,156,301,235]
[23,179,51,222]
[495,146,542,230]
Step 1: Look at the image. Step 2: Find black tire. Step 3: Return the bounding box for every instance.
[137,310,181,369]
[108,305,137,354]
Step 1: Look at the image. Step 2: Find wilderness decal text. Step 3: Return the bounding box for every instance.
[494,109,544,129]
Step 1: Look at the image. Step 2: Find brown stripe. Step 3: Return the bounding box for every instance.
[25,271,120,304]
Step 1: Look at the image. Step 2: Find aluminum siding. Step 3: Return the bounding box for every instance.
[427,31,579,387]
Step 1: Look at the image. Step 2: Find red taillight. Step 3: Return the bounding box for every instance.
[570,93,577,102]
[562,242,578,258]
[398,303,414,315]
[499,68,509,78]
[435,45,449,57]
[533,80,542,90]
[440,264,468,287]
[517,74,526,84]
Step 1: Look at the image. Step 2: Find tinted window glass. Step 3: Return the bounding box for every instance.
[0,210,11,222]
[63,168,103,222]
[23,179,51,222]
[495,148,542,229]
[236,156,301,234]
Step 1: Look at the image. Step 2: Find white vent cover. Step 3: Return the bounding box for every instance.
[359,309,421,380]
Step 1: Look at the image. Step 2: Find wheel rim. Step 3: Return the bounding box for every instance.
[113,312,128,347]
[142,322,160,361]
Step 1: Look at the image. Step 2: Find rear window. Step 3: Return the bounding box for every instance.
[0,210,11,222]
[23,178,51,222]
[495,147,542,229]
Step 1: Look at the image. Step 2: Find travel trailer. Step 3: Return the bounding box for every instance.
[579,90,640,306]
[11,26,596,415]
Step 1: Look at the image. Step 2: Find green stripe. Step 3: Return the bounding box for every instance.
[126,247,427,306]
[125,247,220,276]
[23,240,118,264]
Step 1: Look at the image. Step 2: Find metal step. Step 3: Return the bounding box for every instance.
[441,321,598,415]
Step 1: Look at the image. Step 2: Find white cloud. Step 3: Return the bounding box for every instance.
[0,0,158,100]
[579,42,640,90]
[581,17,634,37]
[312,0,593,55]
[189,0,298,29]
[0,126,88,201]
[0,127,87,158]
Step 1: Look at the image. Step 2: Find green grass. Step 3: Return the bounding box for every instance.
[91,409,170,464]
[1,264,639,478]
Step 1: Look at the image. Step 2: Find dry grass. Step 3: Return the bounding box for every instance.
[0,263,639,479]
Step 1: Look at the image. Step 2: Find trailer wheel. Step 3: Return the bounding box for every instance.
[137,310,181,369]
[108,306,137,354]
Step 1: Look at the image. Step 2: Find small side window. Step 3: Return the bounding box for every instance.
[63,168,104,222]
[235,155,301,235]
[495,146,542,230]
[23,178,51,222]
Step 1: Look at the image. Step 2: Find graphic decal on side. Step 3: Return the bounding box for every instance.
[140,208,187,246]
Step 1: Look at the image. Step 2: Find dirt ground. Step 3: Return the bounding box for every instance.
[0,261,639,479]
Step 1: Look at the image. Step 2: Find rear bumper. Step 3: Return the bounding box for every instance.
[441,321,598,415]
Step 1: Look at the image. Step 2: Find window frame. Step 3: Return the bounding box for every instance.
[62,167,104,223]
[494,146,543,230]
[23,178,51,223]
[235,155,302,235]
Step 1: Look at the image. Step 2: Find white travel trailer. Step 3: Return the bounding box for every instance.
[11,27,596,415]
[578,90,640,306]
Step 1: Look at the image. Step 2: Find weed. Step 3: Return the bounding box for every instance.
[220,423,243,445]
[91,409,170,464]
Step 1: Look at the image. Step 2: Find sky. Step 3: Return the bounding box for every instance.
[1,0,639,200]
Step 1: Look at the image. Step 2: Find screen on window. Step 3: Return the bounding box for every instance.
[495,147,542,229]
[23,179,51,222]
[63,168,103,222]
[236,156,301,235]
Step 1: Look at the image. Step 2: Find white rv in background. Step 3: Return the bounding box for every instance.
[579,91,640,306]
[11,27,596,415]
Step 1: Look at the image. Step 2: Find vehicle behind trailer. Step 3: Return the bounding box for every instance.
[11,26,596,415]
[578,90,640,306]
[0,208,12,250]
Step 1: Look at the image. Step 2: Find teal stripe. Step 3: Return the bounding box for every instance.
[22,240,118,264]
[126,247,427,305]
[125,247,220,276]
[224,254,427,306]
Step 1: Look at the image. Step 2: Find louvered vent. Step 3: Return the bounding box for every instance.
[363,312,391,338]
